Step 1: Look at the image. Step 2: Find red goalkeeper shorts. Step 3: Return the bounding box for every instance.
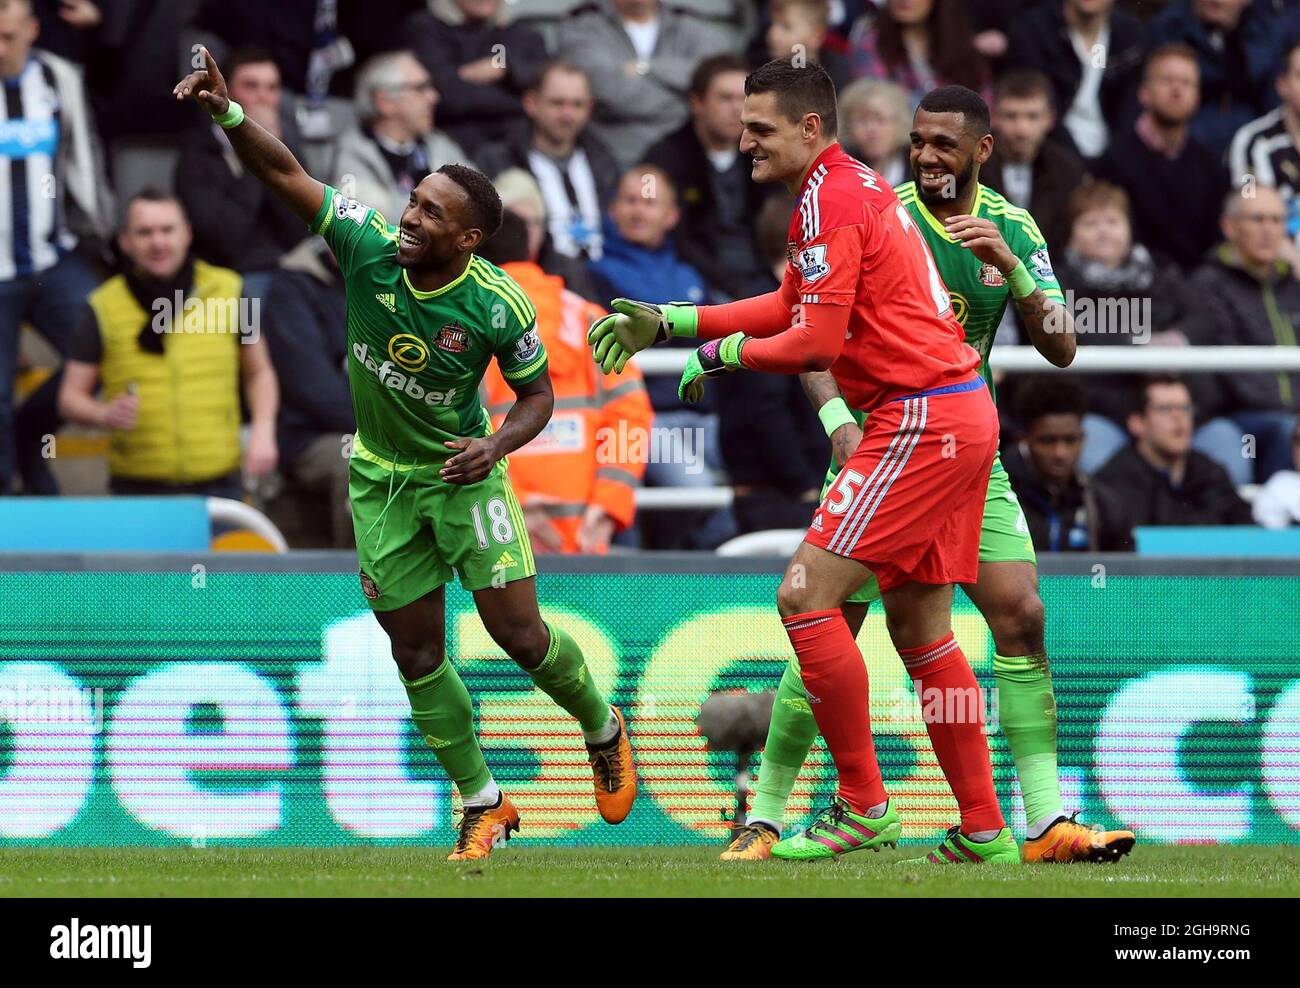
[805,378,999,594]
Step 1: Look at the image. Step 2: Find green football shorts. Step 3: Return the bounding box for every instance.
[348,434,536,611]
[833,451,1037,605]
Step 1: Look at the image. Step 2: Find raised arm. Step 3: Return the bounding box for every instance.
[173,47,325,224]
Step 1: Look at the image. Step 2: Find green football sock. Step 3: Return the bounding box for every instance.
[749,661,820,829]
[527,621,612,735]
[994,652,1063,830]
[403,660,492,797]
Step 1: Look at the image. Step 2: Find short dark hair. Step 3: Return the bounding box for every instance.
[437,163,503,239]
[122,187,186,227]
[1282,37,1300,78]
[745,57,838,136]
[532,59,590,95]
[690,53,751,99]
[1134,374,1188,416]
[1143,42,1198,83]
[917,85,991,136]
[224,46,280,83]
[994,68,1054,109]
[479,209,530,266]
[1015,374,1087,427]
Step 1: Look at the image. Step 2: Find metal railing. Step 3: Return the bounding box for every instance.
[631,345,1297,510]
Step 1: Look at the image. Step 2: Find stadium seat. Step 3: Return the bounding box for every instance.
[715,529,805,557]
[0,497,287,552]
[111,140,180,202]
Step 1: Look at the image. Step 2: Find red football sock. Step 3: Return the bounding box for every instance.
[783,609,886,813]
[900,633,1005,835]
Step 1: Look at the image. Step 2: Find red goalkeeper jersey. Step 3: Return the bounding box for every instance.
[784,143,978,411]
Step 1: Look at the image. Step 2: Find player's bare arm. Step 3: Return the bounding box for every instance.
[173,47,325,223]
[440,372,554,485]
[943,214,1076,368]
[800,370,861,470]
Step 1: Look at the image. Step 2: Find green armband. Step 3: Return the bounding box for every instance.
[818,396,856,438]
[1006,260,1037,300]
[661,302,699,338]
[214,100,245,129]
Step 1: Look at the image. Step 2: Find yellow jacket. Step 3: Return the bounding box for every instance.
[92,261,244,484]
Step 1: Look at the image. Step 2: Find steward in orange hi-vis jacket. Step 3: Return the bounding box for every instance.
[483,261,652,554]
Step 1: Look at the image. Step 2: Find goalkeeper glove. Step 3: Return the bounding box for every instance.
[588,298,698,374]
[679,332,746,404]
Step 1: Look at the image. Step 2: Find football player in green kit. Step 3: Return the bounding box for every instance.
[175,49,635,862]
[724,86,1135,864]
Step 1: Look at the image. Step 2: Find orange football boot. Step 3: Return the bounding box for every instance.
[1023,814,1135,863]
[446,794,521,861]
[720,823,779,861]
[586,706,637,823]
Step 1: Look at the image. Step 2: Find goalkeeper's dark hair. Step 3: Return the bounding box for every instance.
[918,85,991,137]
[438,163,503,239]
[745,57,837,137]
[479,209,530,266]
[1014,374,1087,428]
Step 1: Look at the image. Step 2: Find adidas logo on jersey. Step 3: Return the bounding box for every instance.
[375,293,397,312]
[492,551,518,572]
[811,514,825,532]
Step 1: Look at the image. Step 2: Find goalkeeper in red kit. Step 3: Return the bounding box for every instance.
[590,57,1017,864]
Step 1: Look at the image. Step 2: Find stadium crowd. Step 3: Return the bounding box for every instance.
[4,0,1300,549]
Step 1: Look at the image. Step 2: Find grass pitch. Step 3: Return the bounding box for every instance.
[2,844,1296,897]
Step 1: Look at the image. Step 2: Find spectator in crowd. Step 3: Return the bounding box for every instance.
[1094,375,1252,526]
[1004,0,1146,162]
[1251,419,1300,528]
[260,238,354,548]
[479,210,652,554]
[1096,43,1229,270]
[586,164,732,549]
[1189,186,1300,485]
[30,0,99,65]
[80,0,194,143]
[645,54,770,300]
[717,193,828,534]
[838,78,912,187]
[1052,181,1219,474]
[0,0,109,494]
[764,0,852,91]
[847,0,992,110]
[196,0,355,97]
[475,61,618,264]
[331,51,468,226]
[556,0,736,169]
[57,191,279,498]
[493,167,599,302]
[981,68,1088,250]
[175,48,310,300]
[1149,0,1284,155]
[1229,37,1300,267]
[1004,375,1134,551]
[406,0,547,156]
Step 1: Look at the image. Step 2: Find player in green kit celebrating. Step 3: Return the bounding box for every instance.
[175,49,635,861]
[723,86,1135,864]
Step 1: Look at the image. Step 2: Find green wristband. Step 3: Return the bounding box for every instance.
[818,396,856,438]
[662,302,698,338]
[214,100,245,129]
[1006,260,1037,300]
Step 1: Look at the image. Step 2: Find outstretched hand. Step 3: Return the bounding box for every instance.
[172,46,230,118]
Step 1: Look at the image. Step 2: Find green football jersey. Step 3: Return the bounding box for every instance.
[894,181,1064,404]
[309,185,545,463]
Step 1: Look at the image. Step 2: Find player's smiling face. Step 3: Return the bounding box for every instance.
[740,91,819,188]
[909,109,988,207]
[398,173,482,270]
